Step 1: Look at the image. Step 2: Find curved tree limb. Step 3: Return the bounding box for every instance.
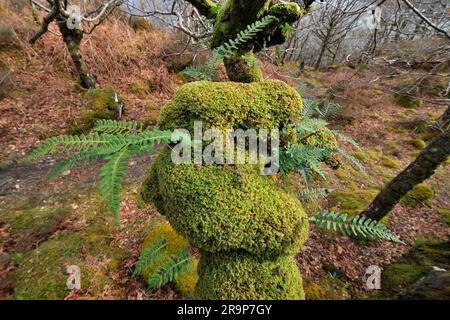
[402,0,450,40]
[29,0,60,44]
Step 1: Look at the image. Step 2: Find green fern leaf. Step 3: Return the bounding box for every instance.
[134,237,168,276]
[309,210,404,243]
[99,147,132,225]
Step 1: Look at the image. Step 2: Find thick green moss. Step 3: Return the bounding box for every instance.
[376,240,450,299]
[400,182,435,207]
[381,156,401,169]
[67,87,121,134]
[175,258,199,298]
[157,80,302,138]
[303,277,351,300]
[330,189,379,216]
[437,208,450,226]
[139,217,198,295]
[141,148,309,258]
[411,138,426,149]
[195,251,303,300]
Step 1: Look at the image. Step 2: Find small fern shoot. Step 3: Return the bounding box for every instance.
[147,251,191,290]
[134,237,169,276]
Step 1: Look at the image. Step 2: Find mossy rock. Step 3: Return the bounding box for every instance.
[394,94,423,109]
[195,251,303,300]
[175,258,198,298]
[0,207,71,252]
[157,80,302,144]
[67,87,122,134]
[400,183,434,207]
[375,240,450,299]
[330,189,379,216]
[138,217,198,297]
[141,148,309,259]
[381,156,401,169]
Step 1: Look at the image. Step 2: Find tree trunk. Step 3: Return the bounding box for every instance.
[209,0,304,82]
[362,123,450,221]
[57,19,96,89]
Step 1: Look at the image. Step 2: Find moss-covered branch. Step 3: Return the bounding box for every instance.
[185,0,220,20]
[209,0,306,82]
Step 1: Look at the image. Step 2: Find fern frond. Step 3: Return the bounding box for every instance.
[331,130,360,150]
[298,187,332,202]
[93,119,146,135]
[293,118,329,140]
[213,15,277,60]
[337,147,366,174]
[147,251,190,290]
[134,237,168,276]
[181,63,218,81]
[301,98,320,118]
[317,101,341,119]
[309,210,404,243]
[99,147,132,225]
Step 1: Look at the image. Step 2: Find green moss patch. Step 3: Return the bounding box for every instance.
[394,94,422,109]
[436,208,450,226]
[196,251,303,300]
[142,148,309,259]
[0,207,71,252]
[375,240,450,299]
[13,229,128,300]
[157,80,302,140]
[138,217,198,297]
[330,189,379,216]
[411,138,426,150]
[400,183,434,207]
[303,276,351,300]
[381,156,401,169]
[67,87,122,134]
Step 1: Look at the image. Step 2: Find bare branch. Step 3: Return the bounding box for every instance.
[402,0,450,40]
[29,0,60,44]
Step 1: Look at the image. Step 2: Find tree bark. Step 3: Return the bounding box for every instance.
[197,0,307,82]
[57,19,96,89]
[361,113,450,221]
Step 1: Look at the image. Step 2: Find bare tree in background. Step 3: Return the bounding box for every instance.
[309,0,366,69]
[29,0,124,89]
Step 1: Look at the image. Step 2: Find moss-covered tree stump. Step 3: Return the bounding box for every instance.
[141,80,309,299]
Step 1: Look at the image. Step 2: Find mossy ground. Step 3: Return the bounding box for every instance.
[0,176,138,300]
[400,183,435,207]
[371,240,450,299]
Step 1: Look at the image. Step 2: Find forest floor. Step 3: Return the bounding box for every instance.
[0,3,449,300]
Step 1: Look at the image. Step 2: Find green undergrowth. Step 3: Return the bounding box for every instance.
[5,188,133,299]
[138,216,198,298]
[400,183,435,207]
[370,239,450,299]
